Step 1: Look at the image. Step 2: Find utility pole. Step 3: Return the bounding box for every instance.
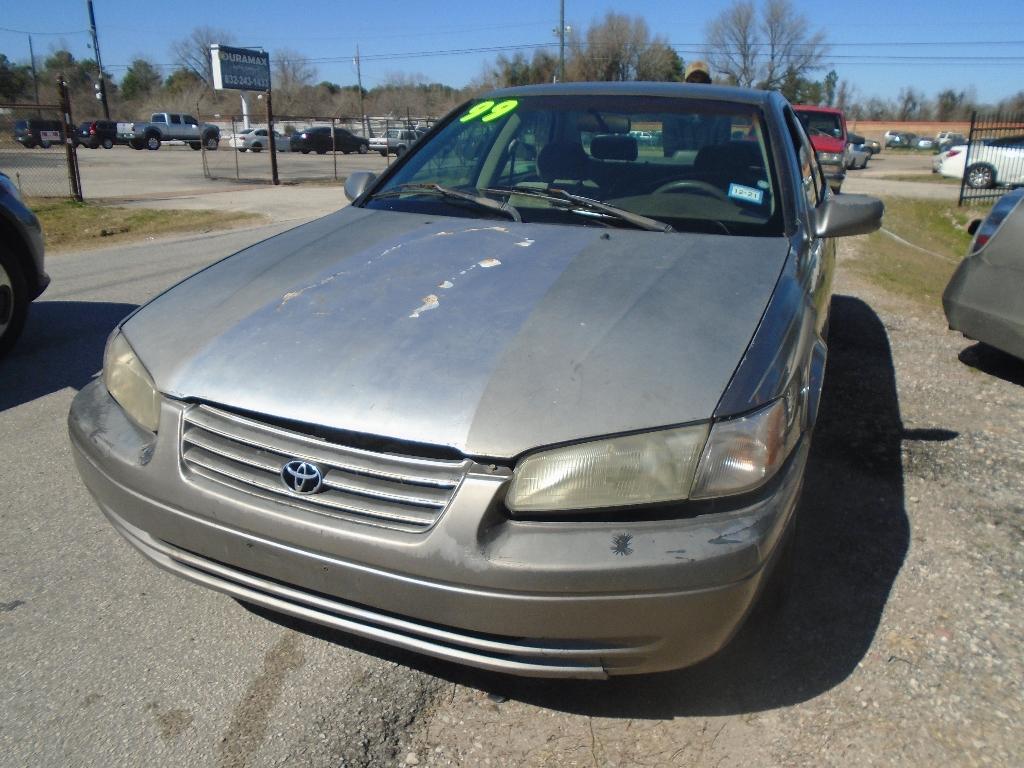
[27,35,40,106]
[86,0,110,119]
[558,0,565,83]
[355,45,366,137]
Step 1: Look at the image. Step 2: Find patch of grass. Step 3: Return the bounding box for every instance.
[847,196,989,306]
[26,199,264,252]
[876,174,960,185]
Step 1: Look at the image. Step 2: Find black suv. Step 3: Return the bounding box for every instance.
[13,119,65,149]
[289,127,369,155]
[76,120,118,149]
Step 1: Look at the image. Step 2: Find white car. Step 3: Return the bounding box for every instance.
[939,136,1024,188]
[234,128,290,153]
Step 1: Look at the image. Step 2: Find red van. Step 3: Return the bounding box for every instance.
[793,105,847,192]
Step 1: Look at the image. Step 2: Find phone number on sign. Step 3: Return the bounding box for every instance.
[225,74,270,89]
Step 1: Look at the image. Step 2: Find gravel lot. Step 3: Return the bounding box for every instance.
[1,154,1020,766]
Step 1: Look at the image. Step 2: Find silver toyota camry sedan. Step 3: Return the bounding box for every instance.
[69,83,883,677]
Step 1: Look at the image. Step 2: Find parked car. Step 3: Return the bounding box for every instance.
[289,126,369,154]
[75,119,118,149]
[69,82,883,678]
[845,133,871,170]
[913,137,935,150]
[936,132,966,152]
[236,128,290,153]
[0,171,48,357]
[793,104,848,192]
[227,128,254,150]
[884,131,917,148]
[938,135,1024,188]
[943,187,1024,360]
[862,137,882,155]
[13,118,64,149]
[369,128,422,157]
[120,112,220,151]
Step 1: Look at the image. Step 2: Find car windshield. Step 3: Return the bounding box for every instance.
[365,94,783,236]
[795,110,842,139]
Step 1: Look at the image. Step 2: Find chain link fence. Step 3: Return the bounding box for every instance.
[959,112,1024,206]
[203,114,438,184]
[0,104,80,199]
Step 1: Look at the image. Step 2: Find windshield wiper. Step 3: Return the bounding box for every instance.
[372,183,521,223]
[482,187,673,233]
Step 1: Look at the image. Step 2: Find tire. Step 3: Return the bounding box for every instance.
[146,134,161,151]
[316,149,327,155]
[396,145,407,157]
[301,149,310,154]
[378,150,386,157]
[102,138,114,149]
[237,147,247,153]
[251,143,262,153]
[189,142,201,150]
[130,138,144,150]
[0,248,29,358]
[966,163,995,189]
[39,140,51,149]
[204,135,219,151]
[358,143,368,154]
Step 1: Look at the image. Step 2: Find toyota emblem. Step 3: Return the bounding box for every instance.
[281,460,323,494]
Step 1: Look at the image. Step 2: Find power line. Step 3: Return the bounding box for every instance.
[0,25,89,36]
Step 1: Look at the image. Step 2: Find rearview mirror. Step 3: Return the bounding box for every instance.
[344,171,377,202]
[814,194,884,238]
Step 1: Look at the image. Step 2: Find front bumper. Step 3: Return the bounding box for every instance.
[69,379,806,677]
[820,162,846,192]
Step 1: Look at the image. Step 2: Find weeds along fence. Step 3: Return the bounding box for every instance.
[959,112,1024,206]
[0,102,82,200]
[202,114,439,184]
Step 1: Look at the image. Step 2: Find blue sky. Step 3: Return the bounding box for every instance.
[3,0,1023,104]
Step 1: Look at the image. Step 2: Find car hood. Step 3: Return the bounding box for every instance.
[809,135,846,153]
[124,207,789,458]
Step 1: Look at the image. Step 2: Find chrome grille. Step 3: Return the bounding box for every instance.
[180,405,470,532]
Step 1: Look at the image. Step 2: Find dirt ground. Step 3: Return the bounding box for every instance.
[365,237,1024,768]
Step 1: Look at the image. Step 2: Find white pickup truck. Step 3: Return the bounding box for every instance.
[368,127,425,157]
[120,112,220,151]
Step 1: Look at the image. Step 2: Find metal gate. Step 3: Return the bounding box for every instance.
[959,111,1024,205]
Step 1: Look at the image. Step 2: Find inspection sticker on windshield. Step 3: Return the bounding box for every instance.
[728,183,764,204]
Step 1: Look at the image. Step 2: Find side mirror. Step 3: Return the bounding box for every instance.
[814,194,884,238]
[344,171,377,202]
[967,219,982,236]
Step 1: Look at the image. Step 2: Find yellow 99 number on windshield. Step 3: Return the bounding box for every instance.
[460,99,519,123]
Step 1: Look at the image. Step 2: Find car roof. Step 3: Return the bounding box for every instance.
[481,81,778,108]
[792,104,843,115]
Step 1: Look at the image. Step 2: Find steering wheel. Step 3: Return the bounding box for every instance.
[652,179,731,202]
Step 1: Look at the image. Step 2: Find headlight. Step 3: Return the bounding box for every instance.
[817,152,843,165]
[507,382,804,513]
[103,331,161,432]
[506,425,710,513]
[690,379,802,499]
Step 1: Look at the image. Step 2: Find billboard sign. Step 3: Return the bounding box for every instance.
[211,44,271,91]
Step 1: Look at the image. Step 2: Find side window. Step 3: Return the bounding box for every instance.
[784,108,825,209]
[170,114,182,125]
[183,115,198,126]
[151,114,166,123]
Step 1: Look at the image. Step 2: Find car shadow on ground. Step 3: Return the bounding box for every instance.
[250,294,911,716]
[0,300,136,412]
[957,342,1024,387]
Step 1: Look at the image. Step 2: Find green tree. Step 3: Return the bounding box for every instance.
[120,58,161,101]
[164,67,203,94]
[0,54,32,101]
[567,12,680,82]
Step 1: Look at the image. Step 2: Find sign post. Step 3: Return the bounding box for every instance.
[210,44,279,185]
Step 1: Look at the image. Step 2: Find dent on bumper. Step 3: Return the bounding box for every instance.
[69,378,806,677]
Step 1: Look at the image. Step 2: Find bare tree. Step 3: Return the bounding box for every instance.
[705,1,758,86]
[170,26,234,87]
[273,48,316,92]
[706,0,828,89]
[567,12,680,82]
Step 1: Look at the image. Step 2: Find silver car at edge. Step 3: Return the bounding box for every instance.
[69,83,883,678]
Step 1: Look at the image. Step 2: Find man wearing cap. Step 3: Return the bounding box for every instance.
[684,61,713,84]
